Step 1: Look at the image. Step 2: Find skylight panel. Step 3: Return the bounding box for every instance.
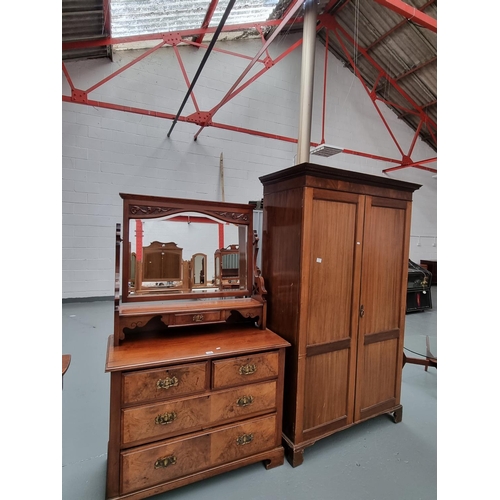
[110,0,281,38]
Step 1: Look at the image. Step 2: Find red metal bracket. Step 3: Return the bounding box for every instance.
[162,33,183,46]
[71,89,88,103]
[263,56,274,69]
[185,111,213,126]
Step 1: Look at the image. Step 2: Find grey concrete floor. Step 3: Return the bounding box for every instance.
[62,288,437,500]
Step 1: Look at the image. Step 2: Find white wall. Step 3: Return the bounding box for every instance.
[62,33,437,299]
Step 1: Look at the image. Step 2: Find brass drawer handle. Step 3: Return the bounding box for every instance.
[156,375,179,390]
[155,411,177,425]
[154,455,177,469]
[193,314,204,322]
[236,395,254,407]
[239,363,256,376]
[236,433,254,446]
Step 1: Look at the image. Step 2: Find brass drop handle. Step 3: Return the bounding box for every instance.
[157,375,179,390]
[154,455,177,469]
[193,314,204,322]
[360,305,365,318]
[236,433,254,446]
[236,395,254,407]
[155,411,177,425]
[239,363,257,376]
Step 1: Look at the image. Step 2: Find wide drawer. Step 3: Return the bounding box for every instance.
[122,362,208,405]
[121,381,277,446]
[120,414,277,495]
[212,351,279,389]
[122,395,210,446]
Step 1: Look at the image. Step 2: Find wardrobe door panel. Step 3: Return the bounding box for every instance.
[303,349,350,432]
[356,197,410,419]
[359,338,399,415]
[306,192,361,346]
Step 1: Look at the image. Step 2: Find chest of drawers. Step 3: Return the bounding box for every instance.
[105,324,290,500]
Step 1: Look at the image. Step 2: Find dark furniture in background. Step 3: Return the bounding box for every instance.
[406,260,433,313]
[419,259,437,285]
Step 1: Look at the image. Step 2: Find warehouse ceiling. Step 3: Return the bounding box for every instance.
[62,0,437,168]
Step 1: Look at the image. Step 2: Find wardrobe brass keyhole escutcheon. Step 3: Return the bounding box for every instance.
[157,376,179,390]
[239,364,256,375]
[154,455,177,469]
[236,395,254,407]
[155,412,177,425]
[360,305,365,318]
[236,433,254,446]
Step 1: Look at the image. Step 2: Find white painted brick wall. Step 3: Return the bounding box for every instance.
[62,34,436,299]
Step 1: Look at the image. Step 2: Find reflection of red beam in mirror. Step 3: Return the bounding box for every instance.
[136,219,143,261]
[219,224,224,250]
[168,215,220,224]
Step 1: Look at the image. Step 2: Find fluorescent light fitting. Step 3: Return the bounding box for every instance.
[310,144,344,157]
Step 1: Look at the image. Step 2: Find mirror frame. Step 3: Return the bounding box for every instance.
[120,193,255,303]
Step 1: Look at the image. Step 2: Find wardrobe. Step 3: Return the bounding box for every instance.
[259,163,421,467]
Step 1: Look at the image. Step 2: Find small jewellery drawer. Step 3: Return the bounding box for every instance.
[121,395,210,446]
[122,362,208,405]
[211,381,277,423]
[172,310,221,326]
[212,351,279,389]
[120,414,277,495]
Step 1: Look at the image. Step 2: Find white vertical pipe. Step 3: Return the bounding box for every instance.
[296,0,318,164]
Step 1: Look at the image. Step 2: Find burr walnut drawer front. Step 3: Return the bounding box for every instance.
[120,414,277,495]
[172,310,221,326]
[121,395,210,446]
[212,351,280,389]
[210,380,277,422]
[122,362,208,405]
[121,380,277,446]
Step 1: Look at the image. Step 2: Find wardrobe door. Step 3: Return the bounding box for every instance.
[354,196,411,421]
[301,189,364,439]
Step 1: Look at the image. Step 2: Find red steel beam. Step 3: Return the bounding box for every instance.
[330,25,405,156]
[193,0,307,140]
[62,0,434,172]
[324,16,436,131]
[383,156,437,173]
[364,0,435,53]
[193,0,220,45]
[62,20,289,52]
[173,45,201,113]
[394,56,436,82]
[372,0,437,32]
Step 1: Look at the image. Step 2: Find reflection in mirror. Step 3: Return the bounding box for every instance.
[127,211,248,299]
[191,253,207,287]
[215,245,240,290]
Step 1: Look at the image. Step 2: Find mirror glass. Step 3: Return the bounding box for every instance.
[126,211,248,299]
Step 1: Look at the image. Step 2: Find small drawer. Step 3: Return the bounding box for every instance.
[212,351,279,389]
[173,311,221,326]
[122,362,208,405]
[122,395,210,446]
[211,381,277,423]
[210,414,277,466]
[121,433,211,495]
